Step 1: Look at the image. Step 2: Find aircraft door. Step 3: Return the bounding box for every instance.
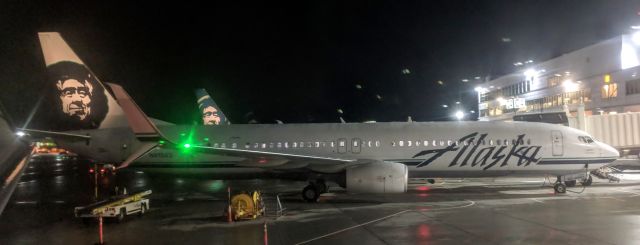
[352,138,361,154]
[338,138,347,153]
[551,130,563,156]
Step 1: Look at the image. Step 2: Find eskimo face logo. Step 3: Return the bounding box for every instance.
[412,133,542,170]
[57,77,93,120]
[202,106,221,125]
[47,61,108,130]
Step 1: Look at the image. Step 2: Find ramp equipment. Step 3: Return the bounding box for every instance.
[229,190,265,221]
[75,190,152,223]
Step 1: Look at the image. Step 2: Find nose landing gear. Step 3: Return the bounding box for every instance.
[581,175,593,186]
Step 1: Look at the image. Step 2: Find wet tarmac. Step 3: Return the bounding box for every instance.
[2,156,640,244]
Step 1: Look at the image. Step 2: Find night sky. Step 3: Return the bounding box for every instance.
[1,1,639,126]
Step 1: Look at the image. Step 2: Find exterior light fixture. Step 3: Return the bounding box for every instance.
[454,111,464,120]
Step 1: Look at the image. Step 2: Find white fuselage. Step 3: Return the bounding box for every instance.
[118,121,618,178]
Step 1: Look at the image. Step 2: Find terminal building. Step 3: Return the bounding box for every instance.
[476,32,640,154]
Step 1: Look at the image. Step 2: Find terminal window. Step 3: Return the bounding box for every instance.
[626,79,640,95]
[601,83,618,99]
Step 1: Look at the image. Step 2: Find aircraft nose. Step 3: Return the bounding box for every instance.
[599,142,619,158]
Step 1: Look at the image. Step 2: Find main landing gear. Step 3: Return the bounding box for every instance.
[301,179,328,202]
[581,175,593,186]
[554,181,567,194]
[553,175,593,194]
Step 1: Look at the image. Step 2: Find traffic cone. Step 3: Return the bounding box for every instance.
[263,222,268,245]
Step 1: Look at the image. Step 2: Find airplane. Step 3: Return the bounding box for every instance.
[0,101,31,214]
[12,32,620,202]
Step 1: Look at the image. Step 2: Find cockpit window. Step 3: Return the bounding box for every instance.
[579,136,594,144]
[584,136,594,143]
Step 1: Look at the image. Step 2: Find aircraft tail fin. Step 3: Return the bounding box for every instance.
[35,32,129,131]
[194,88,230,125]
[107,83,161,139]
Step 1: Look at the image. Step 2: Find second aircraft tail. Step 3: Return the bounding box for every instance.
[194,89,229,125]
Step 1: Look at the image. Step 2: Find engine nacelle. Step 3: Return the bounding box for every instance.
[345,161,408,193]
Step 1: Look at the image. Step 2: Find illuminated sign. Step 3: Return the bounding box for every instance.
[505,98,526,109]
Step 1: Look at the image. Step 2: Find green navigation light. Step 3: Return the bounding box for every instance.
[183,143,191,148]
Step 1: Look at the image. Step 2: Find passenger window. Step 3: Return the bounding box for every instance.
[526,139,531,145]
[284,142,289,148]
[496,140,501,145]
[292,142,298,148]
[253,143,259,149]
[407,141,412,147]
[391,141,396,147]
[277,142,282,148]
[504,139,508,146]
[261,143,266,149]
[213,143,219,147]
[245,143,251,149]
[447,140,452,146]
[439,141,445,146]
[399,141,404,147]
[331,141,335,148]
[375,141,380,147]
[489,140,494,146]
[232,143,237,149]
[268,143,274,148]
[416,141,421,146]
[316,142,320,148]
[368,141,372,147]
[424,140,429,146]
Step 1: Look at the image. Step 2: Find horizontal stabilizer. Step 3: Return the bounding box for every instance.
[18,128,91,140]
[117,142,157,169]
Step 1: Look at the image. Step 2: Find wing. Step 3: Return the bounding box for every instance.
[166,142,361,172]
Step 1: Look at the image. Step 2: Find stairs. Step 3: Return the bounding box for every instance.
[591,167,621,183]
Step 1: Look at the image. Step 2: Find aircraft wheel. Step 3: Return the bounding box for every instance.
[117,208,126,223]
[565,180,576,187]
[554,183,567,194]
[139,204,147,216]
[581,176,593,186]
[315,180,328,194]
[302,185,319,202]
